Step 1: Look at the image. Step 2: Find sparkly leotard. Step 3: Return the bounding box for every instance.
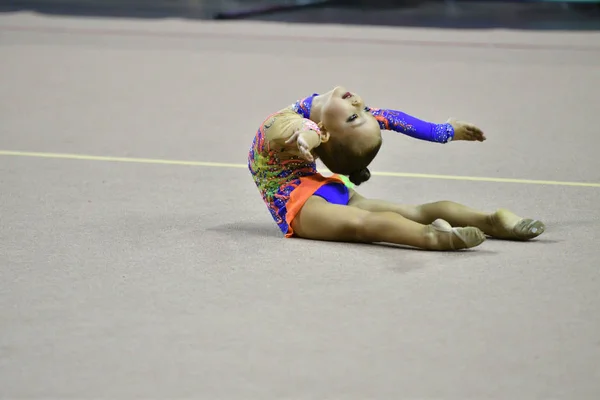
[248,93,455,237]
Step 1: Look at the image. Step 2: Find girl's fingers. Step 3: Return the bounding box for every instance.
[285,131,299,144]
[299,145,313,161]
[468,126,486,141]
[302,149,313,161]
[472,126,484,136]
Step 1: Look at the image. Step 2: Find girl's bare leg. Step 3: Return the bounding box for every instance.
[349,192,545,240]
[291,196,486,250]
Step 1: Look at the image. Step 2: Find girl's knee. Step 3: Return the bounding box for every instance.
[324,209,374,242]
[337,213,368,241]
[418,200,458,213]
[428,200,456,207]
[353,211,390,242]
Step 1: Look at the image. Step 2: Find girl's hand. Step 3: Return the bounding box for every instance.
[448,118,486,142]
[285,130,316,162]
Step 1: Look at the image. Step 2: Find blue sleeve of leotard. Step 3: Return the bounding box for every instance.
[369,107,454,143]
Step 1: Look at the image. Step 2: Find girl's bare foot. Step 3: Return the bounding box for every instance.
[488,209,545,240]
[426,219,486,250]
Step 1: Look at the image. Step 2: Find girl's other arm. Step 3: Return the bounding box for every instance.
[264,113,323,161]
[369,107,454,143]
[369,108,486,143]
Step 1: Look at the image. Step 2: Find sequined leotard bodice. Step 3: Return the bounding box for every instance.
[248,93,455,237]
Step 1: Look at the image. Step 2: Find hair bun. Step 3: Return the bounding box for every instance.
[349,168,371,186]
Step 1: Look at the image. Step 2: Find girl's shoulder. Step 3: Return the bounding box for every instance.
[263,108,304,135]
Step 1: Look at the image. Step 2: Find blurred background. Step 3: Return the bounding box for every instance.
[2,0,600,30]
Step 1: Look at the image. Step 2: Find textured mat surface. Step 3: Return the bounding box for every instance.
[1,11,600,399]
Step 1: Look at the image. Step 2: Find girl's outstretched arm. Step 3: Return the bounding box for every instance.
[368,107,455,143]
[369,108,487,143]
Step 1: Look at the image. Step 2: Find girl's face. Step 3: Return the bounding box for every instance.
[321,86,381,147]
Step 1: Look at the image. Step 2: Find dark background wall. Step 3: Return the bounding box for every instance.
[1,0,599,30]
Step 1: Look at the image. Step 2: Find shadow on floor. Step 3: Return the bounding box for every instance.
[208,221,283,239]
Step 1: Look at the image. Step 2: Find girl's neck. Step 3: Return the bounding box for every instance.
[309,91,331,124]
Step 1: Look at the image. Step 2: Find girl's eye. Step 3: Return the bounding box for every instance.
[347,114,358,122]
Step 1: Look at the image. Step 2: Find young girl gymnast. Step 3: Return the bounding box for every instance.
[247,86,545,251]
